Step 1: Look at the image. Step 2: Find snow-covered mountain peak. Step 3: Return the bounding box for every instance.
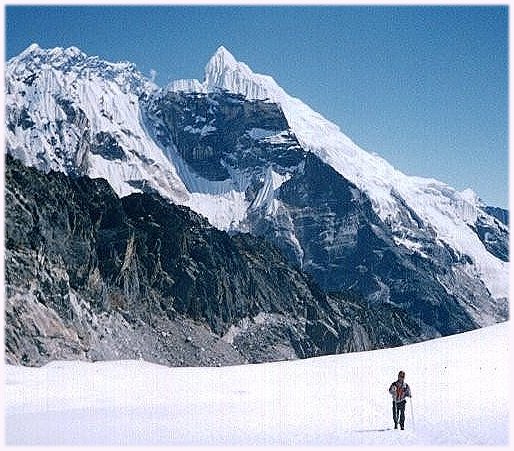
[166,46,240,94]
[17,42,42,57]
[47,45,85,60]
[5,44,187,203]
[19,42,82,58]
[5,43,509,318]
[207,45,239,70]
[10,43,87,69]
[196,48,508,300]
[8,44,153,95]
[204,46,280,101]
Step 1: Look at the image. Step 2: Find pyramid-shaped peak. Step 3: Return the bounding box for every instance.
[208,46,239,70]
[205,46,248,91]
[25,42,42,53]
[213,45,236,59]
[203,46,286,102]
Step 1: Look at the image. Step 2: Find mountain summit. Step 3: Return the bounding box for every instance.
[4,44,509,365]
[206,45,240,77]
[204,46,278,100]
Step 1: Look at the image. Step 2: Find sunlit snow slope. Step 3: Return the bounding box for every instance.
[5,44,189,202]
[5,322,509,446]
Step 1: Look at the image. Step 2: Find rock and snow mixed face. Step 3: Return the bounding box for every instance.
[190,46,509,303]
[5,44,508,334]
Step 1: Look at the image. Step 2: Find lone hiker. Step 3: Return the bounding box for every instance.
[389,370,411,430]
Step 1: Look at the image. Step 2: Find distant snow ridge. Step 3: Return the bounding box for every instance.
[171,46,508,301]
[10,43,151,95]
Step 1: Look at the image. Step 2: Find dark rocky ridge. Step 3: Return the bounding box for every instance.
[483,206,509,226]
[143,90,304,204]
[268,152,491,336]
[145,90,299,182]
[6,155,427,366]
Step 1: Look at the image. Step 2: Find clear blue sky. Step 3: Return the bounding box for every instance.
[5,5,509,208]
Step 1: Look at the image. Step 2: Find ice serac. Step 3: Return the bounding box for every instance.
[198,45,509,303]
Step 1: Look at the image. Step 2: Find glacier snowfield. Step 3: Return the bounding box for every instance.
[5,321,509,446]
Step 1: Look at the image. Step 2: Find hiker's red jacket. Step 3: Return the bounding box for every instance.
[389,380,411,403]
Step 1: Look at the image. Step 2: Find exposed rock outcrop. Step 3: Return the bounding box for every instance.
[6,156,426,366]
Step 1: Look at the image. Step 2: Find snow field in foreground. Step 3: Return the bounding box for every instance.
[5,322,509,446]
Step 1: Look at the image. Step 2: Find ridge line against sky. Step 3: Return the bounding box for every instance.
[3,3,509,209]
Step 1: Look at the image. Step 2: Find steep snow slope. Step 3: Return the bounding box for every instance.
[6,43,189,202]
[5,322,509,446]
[174,46,508,300]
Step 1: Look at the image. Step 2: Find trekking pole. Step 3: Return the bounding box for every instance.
[409,397,415,430]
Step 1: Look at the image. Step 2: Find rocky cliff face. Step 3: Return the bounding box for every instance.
[6,156,428,366]
[144,90,506,338]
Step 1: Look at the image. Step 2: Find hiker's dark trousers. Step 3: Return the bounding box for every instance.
[393,400,406,428]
